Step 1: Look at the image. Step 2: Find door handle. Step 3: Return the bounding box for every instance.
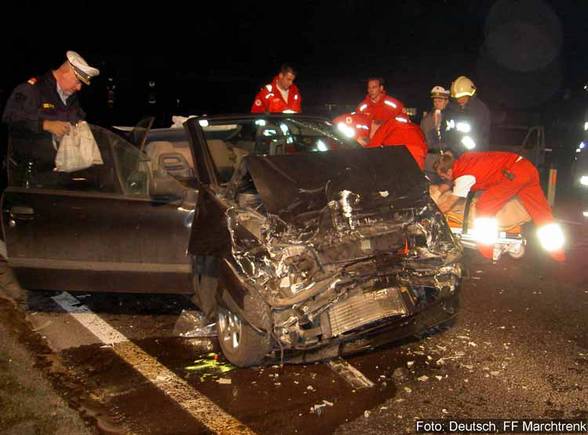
[10,206,35,221]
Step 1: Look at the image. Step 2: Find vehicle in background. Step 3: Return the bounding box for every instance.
[489,124,547,169]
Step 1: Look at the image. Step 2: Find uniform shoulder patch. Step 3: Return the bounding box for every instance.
[27,77,38,85]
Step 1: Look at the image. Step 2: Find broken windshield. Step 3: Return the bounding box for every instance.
[200,117,360,183]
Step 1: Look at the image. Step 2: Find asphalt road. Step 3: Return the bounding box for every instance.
[0,203,587,434]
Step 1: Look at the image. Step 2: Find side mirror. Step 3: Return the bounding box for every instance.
[149,172,183,199]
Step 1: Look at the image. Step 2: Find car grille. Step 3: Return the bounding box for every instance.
[328,287,407,337]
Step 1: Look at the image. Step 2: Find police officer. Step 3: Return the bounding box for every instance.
[421,85,450,150]
[2,51,99,182]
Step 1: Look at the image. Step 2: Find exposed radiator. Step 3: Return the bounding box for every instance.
[328,287,407,337]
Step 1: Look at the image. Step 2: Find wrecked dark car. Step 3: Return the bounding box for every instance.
[185,115,463,366]
[0,114,462,367]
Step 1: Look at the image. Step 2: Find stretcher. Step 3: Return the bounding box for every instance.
[431,186,530,261]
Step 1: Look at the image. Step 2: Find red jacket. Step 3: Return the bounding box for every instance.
[452,152,521,191]
[332,112,371,142]
[251,76,302,113]
[452,151,554,225]
[366,115,428,170]
[355,92,404,124]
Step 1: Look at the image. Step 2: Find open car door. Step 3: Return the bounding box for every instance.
[1,124,195,294]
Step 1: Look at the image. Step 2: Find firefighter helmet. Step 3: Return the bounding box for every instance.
[430,85,449,99]
[450,76,477,98]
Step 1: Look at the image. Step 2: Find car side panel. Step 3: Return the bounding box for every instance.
[2,187,193,293]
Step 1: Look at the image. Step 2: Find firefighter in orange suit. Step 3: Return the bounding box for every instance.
[251,64,302,113]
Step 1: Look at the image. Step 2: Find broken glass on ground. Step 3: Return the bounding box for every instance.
[173,309,217,338]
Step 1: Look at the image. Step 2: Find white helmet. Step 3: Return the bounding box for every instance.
[430,85,450,99]
[451,76,477,98]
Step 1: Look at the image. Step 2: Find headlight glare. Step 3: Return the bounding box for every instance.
[537,223,565,252]
[472,217,498,245]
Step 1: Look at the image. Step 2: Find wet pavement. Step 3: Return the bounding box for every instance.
[1,200,587,434]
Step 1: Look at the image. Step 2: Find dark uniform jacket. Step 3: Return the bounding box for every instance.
[420,109,447,151]
[2,71,85,167]
[445,96,491,153]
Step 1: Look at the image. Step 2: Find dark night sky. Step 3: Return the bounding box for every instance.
[2,0,588,126]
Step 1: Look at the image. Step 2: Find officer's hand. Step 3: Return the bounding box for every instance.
[42,120,71,138]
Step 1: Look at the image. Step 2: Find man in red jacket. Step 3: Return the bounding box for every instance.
[433,151,565,261]
[355,77,405,128]
[251,64,302,113]
[366,114,428,170]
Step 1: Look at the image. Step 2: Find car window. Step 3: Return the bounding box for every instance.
[201,118,360,183]
[7,124,119,193]
[111,136,151,197]
[143,129,195,182]
[490,127,527,148]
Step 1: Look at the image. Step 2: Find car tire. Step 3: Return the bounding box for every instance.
[217,303,271,368]
[191,256,218,320]
[508,243,526,259]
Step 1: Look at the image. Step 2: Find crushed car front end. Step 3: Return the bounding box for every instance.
[207,146,462,364]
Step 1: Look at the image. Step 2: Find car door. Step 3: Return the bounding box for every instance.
[1,125,194,294]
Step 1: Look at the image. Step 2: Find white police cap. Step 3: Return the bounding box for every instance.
[66,51,100,85]
[430,85,450,99]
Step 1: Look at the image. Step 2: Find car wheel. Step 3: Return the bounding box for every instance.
[217,305,271,367]
[191,256,218,320]
[508,243,526,259]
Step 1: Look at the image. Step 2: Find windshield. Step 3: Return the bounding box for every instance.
[201,117,360,182]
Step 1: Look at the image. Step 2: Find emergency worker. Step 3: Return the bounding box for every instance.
[444,76,491,154]
[421,85,450,149]
[421,85,450,182]
[332,112,371,146]
[251,64,302,113]
[367,114,428,170]
[355,77,405,135]
[433,151,565,261]
[2,51,99,179]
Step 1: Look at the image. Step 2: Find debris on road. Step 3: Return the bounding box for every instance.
[392,367,409,381]
[310,400,334,416]
[184,352,235,381]
[173,309,216,338]
[328,358,375,389]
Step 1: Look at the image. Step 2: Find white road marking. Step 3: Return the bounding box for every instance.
[52,292,255,435]
[327,358,374,389]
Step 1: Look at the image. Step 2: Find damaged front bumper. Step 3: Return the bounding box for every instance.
[218,199,462,361]
[219,255,461,363]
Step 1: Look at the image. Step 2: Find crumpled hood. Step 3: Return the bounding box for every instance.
[244,147,429,224]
